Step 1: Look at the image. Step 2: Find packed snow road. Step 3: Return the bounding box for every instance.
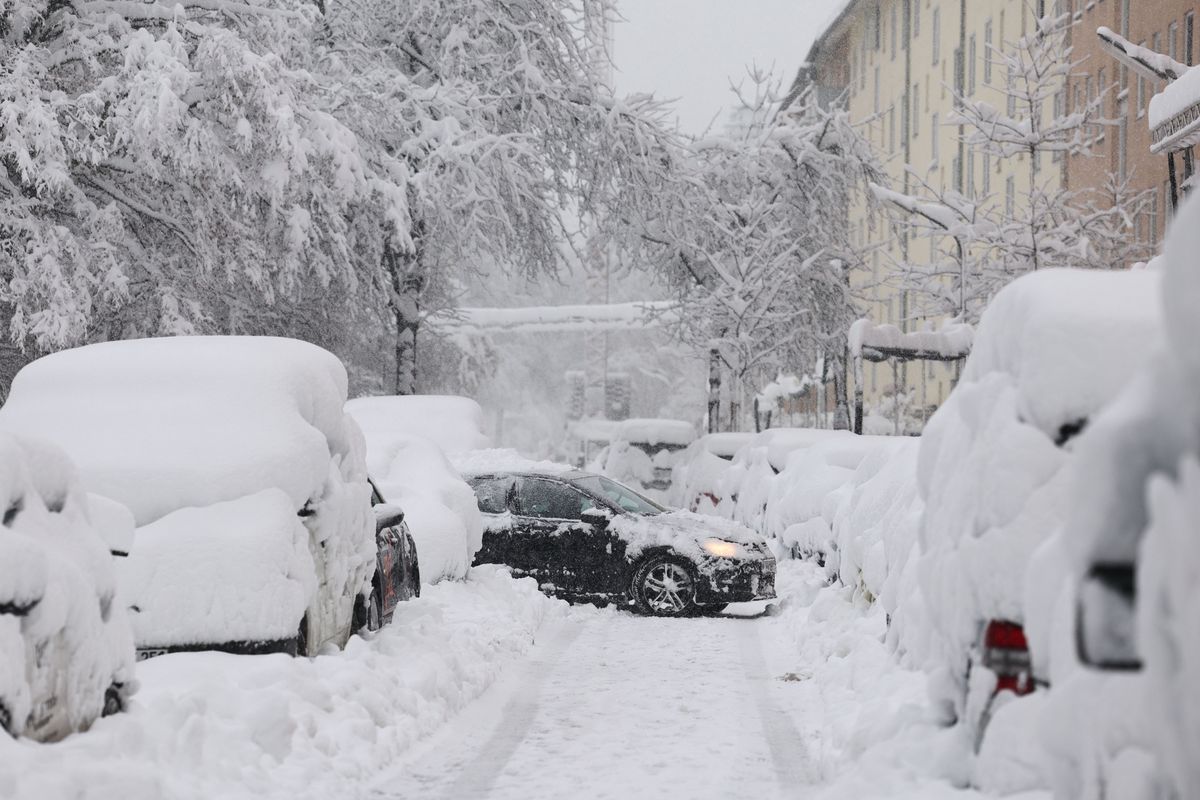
[374,608,810,799]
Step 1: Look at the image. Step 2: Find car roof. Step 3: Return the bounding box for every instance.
[465,468,592,482]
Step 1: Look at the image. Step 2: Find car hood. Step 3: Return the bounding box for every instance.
[610,509,771,560]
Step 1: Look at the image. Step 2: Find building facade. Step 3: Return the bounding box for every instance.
[799,0,1190,425]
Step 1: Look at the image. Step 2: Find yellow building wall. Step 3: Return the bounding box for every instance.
[825,0,1065,422]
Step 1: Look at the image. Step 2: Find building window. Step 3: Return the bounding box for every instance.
[1187,13,1195,66]
[1007,64,1017,117]
[984,20,994,84]
[967,150,976,198]
[933,8,940,65]
[969,34,977,95]
[891,5,898,59]
[912,84,920,137]
[952,154,962,192]
[982,153,991,195]
[1150,189,1160,246]
[1137,41,1146,119]
[875,66,881,113]
[1169,22,1178,62]
[931,112,939,162]
[1118,114,1128,179]
[913,0,920,38]
[875,2,882,51]
[1005,176,1015,218]
[889,105,896,153]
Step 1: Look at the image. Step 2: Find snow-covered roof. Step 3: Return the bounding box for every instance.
[451,448,575,476]
[613,418,697,447]
[848,318,974,362]
[0,337,358,526]
[1149,64,1200,152]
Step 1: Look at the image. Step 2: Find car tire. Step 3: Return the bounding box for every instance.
[631,554,699,617]
[367,589,383,632]
[294,614,309,658]
[101,682,125,717]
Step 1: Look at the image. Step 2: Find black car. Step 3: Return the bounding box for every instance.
[466,469,776,616]
[354,482,421,634]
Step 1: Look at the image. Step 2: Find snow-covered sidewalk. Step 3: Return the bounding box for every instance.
[0,566,563,800]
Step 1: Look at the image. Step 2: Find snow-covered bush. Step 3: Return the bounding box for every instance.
[1023,191,1200,800]
[910,268,1162,782]
[346,397,485,582]
[0,337,376,656]
[0,434,135,741]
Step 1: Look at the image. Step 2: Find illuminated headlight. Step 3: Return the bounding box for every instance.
[701,538,742,559]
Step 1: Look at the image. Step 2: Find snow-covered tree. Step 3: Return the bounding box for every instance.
[628,79,882,432]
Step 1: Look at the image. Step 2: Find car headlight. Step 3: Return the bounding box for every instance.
[701,538,742,559]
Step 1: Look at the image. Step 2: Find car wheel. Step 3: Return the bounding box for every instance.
[101,682,125,717]
[294,614,309,657]
[632,555,698,617]
[367,589,383,632]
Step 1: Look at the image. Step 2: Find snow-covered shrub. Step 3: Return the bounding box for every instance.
[0,337,376,655]
[911,268,1162,783]
[1025,190,1200,800]
[346,397,485,582]
[0,434,135,741]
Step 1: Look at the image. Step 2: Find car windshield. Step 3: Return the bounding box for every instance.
[571,475,665,515]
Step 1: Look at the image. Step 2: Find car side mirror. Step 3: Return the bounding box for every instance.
[1075,563,1142,671]
[580,507,612,527]
[374,503,406,533]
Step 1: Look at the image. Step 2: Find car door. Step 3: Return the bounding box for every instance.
[512,477,627,597]
[469,475,524,571]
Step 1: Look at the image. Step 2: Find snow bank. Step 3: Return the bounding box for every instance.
[612,418,696,447]
[0,567,562,799]
[667,433,754,512]
[346,395,490,455]
[0,336,377,654]
[0,433,135,741]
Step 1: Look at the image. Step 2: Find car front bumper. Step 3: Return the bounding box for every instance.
[695,555,777,604]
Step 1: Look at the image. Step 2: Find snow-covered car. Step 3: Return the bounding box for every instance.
[914,268,1163,756]
[667,432,755,512]
[0,434,135,742]
[466,469,776,616]
[358,482,421,633]
[347,396,486,583]
[0,337,378,659]
[592,418,696,496]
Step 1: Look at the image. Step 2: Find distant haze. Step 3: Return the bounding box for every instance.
[612,0,848,134]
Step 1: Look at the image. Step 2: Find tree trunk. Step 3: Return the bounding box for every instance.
[707,347,721,434]
[832,349,851,431]
[393,304,419,395]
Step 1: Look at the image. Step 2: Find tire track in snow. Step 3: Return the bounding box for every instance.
[737,621,814,796]
[424,619,584,800]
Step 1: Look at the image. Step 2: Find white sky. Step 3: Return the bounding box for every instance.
[612,0,848,134]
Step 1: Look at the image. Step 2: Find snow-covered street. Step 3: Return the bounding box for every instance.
[376,562,1009,800]
[1,561,1023,800]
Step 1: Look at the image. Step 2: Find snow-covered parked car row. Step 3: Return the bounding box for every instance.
[0,435,135,741]
[0,337,494,742]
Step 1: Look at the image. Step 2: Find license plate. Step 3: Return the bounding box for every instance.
[135,648,170,662]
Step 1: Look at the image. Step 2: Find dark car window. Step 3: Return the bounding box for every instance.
[469,477,514,514]
[572,475,664,515]
[516,478,589,520]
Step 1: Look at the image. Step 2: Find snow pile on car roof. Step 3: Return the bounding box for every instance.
[346,395,490,455]
[0,433,134,741]
[451,448,574,476]
[0,337,362,525]
[347,399,484,582]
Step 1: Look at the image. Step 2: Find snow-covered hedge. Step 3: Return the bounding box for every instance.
[0,337,377,653]
[0,434,135,741]
[346,396,486,582]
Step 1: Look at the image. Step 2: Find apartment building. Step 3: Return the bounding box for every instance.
[801,0,1060,420]
[1066,0,1200,248]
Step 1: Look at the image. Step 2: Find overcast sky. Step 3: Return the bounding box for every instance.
[612,0,847,134]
